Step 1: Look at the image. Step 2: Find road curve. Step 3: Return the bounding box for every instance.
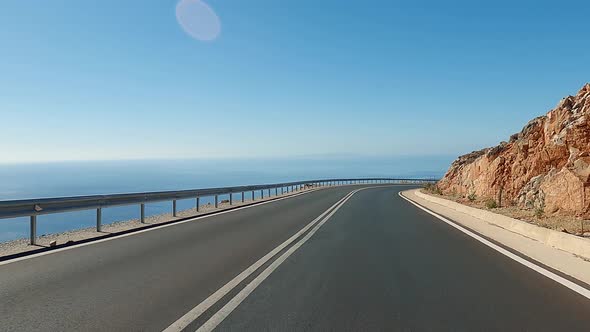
[0,185,376,331]
[213,186,590,331]
[1,185,590,331]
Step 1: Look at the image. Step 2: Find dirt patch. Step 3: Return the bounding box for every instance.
[421,189,590,237]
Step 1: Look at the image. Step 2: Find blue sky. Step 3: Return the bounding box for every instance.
[1,0,589,163]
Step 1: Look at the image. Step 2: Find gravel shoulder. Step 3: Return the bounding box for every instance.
[0,187,319,259]
[424,189,590,237]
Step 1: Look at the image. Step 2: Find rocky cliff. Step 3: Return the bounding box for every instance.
[438,84,590,217]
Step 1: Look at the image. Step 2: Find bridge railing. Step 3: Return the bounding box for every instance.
[0,178,436,245]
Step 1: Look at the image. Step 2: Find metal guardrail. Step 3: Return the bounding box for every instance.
[0,178,436,245]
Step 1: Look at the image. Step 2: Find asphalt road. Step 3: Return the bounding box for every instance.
[1,185,590,331]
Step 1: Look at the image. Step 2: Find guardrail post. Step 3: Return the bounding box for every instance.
[215,195,219,208]
[275,188,278,196]
[196,197,200,212]
[268,189,271,197]
[230,193,233,205]
[140,204,145,223]
[281,187,284,194]
[30,216,37,245]
[252,191,255,201]
[173,200,177,217]
[96,208,102,232]
[261,190,264,199]
[242,192,245,203]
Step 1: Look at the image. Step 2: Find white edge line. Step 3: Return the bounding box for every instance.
[195,187,364,332]
[398,191,590,300]
[162,189,356,332]
[0,188,325,267]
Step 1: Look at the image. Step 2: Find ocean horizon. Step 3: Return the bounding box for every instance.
[0,156,451,242]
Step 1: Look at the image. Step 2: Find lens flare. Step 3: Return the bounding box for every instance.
[176,0,221,41]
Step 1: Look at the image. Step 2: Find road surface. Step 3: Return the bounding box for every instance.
[1,185,589,331]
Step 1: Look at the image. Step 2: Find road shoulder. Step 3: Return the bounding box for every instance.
[401,189,590,287]
[0,187,323,263]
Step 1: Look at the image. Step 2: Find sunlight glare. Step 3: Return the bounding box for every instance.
[176,0,221,41]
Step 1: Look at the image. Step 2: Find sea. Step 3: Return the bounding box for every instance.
[0,156,451,242]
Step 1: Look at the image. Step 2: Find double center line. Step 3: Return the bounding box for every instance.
[164,187,371,332]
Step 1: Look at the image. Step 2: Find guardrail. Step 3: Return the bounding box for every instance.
[0,178,436,245]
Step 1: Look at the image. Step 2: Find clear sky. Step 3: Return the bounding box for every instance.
[1,0,589,163]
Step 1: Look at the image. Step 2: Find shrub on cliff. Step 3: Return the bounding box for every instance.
[423,183,442,195]
[485,199,498,209]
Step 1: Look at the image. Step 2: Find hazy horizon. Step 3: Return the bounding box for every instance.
[0,155,451,199]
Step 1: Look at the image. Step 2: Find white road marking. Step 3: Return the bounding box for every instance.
[0,188,325,267]
[399,191,590,300]
[194,187,366,332]
[162,190,356,332]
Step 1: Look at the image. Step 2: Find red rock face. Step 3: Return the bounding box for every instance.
[438,84,590,217]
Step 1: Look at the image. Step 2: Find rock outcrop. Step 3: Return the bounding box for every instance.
[438,84,590,217]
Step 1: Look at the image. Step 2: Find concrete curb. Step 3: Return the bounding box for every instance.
[414,190,590,260]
